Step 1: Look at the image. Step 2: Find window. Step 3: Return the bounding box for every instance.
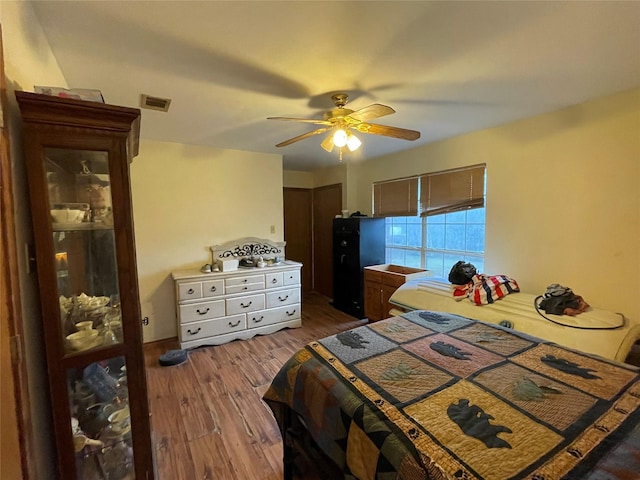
[381,164,486,277]
[385,208,485,277]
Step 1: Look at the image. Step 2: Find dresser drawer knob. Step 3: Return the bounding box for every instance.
[196,308,210,315]
[286,309,296,317]
[252,316,264,323]
[187,288,195,294]
[240,301,252,308]
[228,319,241,328]
[210,286,217,292]
[242,279,247,283]
[187,327,202,335]
[278,295,289,302]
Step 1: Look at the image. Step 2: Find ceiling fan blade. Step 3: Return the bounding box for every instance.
[347,104,395,122]
[275,127,330,147]
[267,116,332,125]
[320,133,335,152]
[355,123,421,141]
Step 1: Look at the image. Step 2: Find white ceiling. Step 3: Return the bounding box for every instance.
[30,1,640,171]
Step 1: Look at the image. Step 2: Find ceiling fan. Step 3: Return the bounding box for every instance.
[267,93,420,159]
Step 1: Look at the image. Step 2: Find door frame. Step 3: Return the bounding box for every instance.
[0,24,32,480]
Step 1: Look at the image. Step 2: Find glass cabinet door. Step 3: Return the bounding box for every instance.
[47,148,136,479]
[69,356,136,480]
[46,148,124,355]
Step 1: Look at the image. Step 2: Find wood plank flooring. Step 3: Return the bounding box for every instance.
[144,292,366,480]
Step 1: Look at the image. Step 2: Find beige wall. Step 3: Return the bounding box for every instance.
[1,0,68,477]
[283,169,314,188]
[131,139,283,341]
[284,164,348,207]
[350,88,640,323]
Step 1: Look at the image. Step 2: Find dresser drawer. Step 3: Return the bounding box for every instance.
[248,304,301,329]
[265,272,284,288]
[203,279,224,297]
[180,314,246,341]
[283,269,300,286]
[178,281,203,301]
[225,274,264,287]
[226,293,265,315]
[179,299,225,323]
[266,288,300,308]
[226,282,264,295]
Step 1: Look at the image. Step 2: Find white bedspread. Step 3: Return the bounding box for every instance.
[389,277,640,363]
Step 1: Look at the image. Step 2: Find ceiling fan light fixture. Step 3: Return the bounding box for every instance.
[346,132,361,152]
[268,92,420,158]
[321,133,335,152]
[333,128,348,147]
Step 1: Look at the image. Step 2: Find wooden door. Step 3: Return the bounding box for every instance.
[312,184,342,298]
[283,188,312,292]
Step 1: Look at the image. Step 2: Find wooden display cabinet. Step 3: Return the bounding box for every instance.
[16,91,154,480]
[364,264,431,322]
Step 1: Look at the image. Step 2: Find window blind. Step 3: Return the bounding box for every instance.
[419,164,485,217]
[373,177,418,217]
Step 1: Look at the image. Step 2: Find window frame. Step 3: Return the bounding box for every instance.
[380,164,487,277]
[385,207,486,277]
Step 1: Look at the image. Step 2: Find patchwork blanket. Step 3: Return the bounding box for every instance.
[263,311,640,480]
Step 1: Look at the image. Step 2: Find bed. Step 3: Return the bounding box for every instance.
[263,310,640,480]
[388,278,640,363]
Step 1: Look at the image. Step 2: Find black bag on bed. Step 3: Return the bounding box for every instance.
[448,261,477,285]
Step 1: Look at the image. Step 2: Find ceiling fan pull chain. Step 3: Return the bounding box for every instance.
[339,148,343,162]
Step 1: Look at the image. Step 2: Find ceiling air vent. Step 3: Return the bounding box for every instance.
[140,94,171,112]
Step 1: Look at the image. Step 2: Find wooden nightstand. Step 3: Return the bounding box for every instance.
[364,264,431,322]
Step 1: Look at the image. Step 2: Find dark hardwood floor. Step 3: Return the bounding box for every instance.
[144,292,365,480]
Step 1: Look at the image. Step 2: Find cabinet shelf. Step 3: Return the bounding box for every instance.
[61,343,127,365]
[52,222,114,232]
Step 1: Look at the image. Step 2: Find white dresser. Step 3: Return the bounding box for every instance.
[172,260,302,349]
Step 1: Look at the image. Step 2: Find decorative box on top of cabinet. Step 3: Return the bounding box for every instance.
[16,91,154,480]
[172,237,302,349]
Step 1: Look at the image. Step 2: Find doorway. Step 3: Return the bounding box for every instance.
[283,183,342,298]
[283,187,312,292]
